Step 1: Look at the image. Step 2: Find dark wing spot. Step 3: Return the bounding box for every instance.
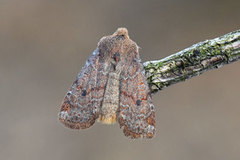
[136,99,141,106]
[82,89,87,96]
[113,53,120,62]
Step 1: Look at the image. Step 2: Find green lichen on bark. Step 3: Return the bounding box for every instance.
[143,30,240,93]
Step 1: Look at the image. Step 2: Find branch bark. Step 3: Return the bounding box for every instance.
[143,30,240,93]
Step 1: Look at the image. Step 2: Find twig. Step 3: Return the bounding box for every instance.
[143,30,240,93]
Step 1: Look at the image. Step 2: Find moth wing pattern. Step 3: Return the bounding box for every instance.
[58,49,106,129]
[58,28,156,139]
[118,43,155,138]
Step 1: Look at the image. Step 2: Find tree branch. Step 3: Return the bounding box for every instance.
[143,30,240,93]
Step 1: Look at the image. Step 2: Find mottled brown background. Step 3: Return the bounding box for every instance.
[1,0,240,160]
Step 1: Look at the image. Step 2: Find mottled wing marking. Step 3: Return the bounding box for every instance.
[118,43,155,139]
[58,49,104,129]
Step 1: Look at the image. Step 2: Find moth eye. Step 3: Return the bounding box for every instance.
[136,99,141,106]
[82,89,87,96]
[113,53,120,62]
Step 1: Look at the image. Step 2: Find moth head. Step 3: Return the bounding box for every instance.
[113,27,129,39]
[97,28,138,58]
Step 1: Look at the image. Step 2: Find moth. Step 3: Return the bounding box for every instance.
[58,28,155,138]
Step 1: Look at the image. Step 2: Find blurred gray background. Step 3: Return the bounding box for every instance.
[1,0,240,160]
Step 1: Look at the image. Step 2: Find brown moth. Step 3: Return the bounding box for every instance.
[58,28,155,138]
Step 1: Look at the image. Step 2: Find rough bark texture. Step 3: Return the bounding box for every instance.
[143,30,240,93]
